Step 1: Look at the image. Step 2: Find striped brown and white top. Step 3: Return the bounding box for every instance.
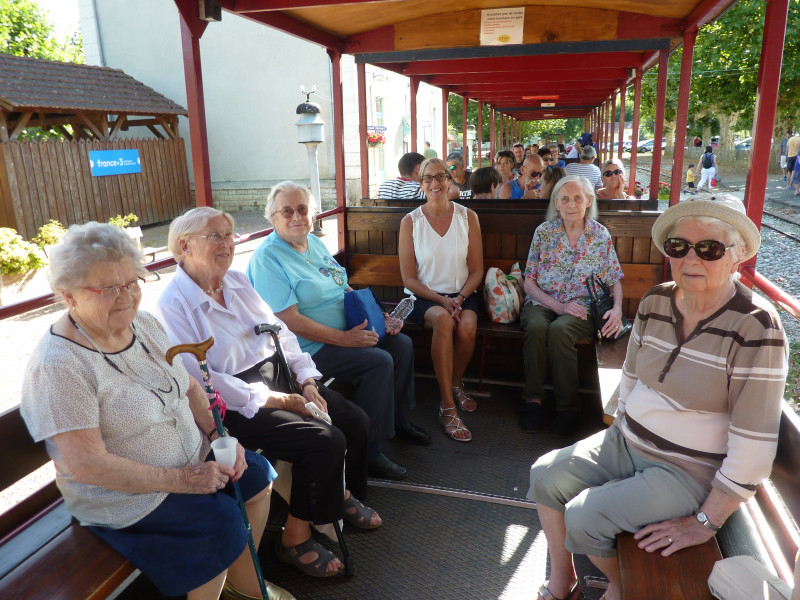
[617,281,788,502]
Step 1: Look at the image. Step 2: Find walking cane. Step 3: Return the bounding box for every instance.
[254,323,355,576]
[166,337,270,600]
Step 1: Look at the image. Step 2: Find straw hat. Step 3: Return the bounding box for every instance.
[651,197,761,262]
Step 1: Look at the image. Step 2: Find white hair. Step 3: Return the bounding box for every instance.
[167,207,235,260]
[264,181,316,222]
[48,222,147,291]
[546,175,598,222]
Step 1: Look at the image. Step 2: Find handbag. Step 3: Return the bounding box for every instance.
[585,273,631,341]
[708,556,791,600]
[343,287,386,339]
[234,352,292,393]
[484,262,524,324]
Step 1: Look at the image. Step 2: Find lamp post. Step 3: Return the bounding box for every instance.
[466,125,476,169]
[296,88,324,236]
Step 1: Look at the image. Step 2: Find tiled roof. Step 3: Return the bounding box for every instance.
[0,53,186,115]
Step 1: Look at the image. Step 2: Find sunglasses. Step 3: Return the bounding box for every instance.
[603,169,624,177]
[663,238,734,261]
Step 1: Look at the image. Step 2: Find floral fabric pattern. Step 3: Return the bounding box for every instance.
[523,218,622,308]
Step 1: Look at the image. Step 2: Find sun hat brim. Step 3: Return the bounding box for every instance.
[651,198,761,262]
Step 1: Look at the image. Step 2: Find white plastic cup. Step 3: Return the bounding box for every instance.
[211,436,238,468]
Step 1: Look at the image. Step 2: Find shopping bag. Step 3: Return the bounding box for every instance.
[483,263,524,323]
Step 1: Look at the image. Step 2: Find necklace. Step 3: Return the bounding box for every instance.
[68,314,179,406]
[298,246,311,263]
[204,282,223,295]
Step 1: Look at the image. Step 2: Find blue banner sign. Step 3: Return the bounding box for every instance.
[89,149,142,177]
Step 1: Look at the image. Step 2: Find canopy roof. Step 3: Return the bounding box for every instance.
[0,53,186,116]
[219,0,737,120]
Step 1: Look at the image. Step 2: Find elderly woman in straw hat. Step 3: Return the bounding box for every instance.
[526,198,788,600]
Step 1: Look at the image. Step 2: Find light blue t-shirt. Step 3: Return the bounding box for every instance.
[246,233,348,355]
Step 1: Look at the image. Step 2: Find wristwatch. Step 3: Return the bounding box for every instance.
[696,511,721,533]
[458,292,467,302]
[301,380,319,391]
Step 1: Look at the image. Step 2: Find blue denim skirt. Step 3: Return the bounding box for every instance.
[89,450,276,596]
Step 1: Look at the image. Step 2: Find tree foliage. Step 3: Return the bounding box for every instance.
[0,0,83,62]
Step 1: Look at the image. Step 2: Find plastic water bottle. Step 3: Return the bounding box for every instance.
[390,294,416,321]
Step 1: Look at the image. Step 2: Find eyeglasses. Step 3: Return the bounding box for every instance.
[82,278,142,298]
[528,171,543,178]
[603,169,624,177]
[192,232,238,244]
[421,173,451,184]
[448,165,457,171]
[663,238,734,261]
[272,206,309,219]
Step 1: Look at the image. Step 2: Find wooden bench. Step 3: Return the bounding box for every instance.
[358,197,658,211]
[344,206,664,406]
[0,407,135,600]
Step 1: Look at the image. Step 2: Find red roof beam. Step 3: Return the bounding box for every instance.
[228,0,385,11]
[447,86,618,96]
[223,3,344,51]
[429,68,630,86]
[398,52,646,76]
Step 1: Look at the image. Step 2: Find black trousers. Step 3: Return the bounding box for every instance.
[224,384,369,525]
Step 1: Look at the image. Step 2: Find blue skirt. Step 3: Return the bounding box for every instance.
[88,450,276,596]
[406,290,480,327]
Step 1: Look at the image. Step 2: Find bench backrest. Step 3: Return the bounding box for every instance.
[359,197,658,211]
[345,207,663,318]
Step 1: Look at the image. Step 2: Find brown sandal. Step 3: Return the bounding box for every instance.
[439,404,472,442]
[452,385,478,412]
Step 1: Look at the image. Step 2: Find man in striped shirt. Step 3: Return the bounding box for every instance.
[565,144,602,188]
[377,152,426,200]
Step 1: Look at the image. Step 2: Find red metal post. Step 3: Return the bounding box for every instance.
[410,76,419,153]
[327,49,346,252]
[669,29,697,206]
[743,0,790,256]
[477,100,483,167]
[490,106,496,164]
[629,72,642,196]
[179,17,212,207]
[584,114,590,134]
[609,96,616,163]
[462,95,468,160]
[618,86,625,160]
[357,62,369,199]
[442,88,448,158]
[650,50,669,201]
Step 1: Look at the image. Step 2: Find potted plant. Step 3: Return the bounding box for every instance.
[657,181,671,199]
[33,219,68,257]
[367,132,385,147]
[633,181,646,199]
[0,227,47,306]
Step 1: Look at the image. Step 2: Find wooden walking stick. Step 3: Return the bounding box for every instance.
[166,337,270,600]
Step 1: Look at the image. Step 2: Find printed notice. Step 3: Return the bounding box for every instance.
[480,7,524,46]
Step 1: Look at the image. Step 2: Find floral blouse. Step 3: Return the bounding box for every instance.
[524,218,623,308]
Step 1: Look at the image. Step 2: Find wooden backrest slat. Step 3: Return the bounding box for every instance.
[360,198,658,211]
[0,408,48,490]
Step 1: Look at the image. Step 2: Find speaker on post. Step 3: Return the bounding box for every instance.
[199,0,222,22]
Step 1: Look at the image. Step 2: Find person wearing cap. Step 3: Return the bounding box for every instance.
[527,197,788,600]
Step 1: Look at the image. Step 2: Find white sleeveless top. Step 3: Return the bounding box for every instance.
[406,202,470,295]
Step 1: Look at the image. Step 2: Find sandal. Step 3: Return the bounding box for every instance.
[343,494,381,530]
[537,580,581,600]
[452,385,478,412]
[221,579,296,600]
[275,536,343,578]
[439,404,472,442]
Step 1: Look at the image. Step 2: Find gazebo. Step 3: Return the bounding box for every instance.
[0,53,192,239]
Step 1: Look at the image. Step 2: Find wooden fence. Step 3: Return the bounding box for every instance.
[0,138,192,239]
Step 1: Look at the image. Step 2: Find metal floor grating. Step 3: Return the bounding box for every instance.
[116,378,608,599]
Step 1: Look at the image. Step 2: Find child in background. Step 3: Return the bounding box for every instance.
[683,163,696,195]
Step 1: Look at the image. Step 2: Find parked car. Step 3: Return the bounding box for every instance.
[638,138,666,153]
[735,137,752,151]
[710,136,719,148]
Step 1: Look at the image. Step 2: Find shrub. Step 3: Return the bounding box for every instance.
[0,228,46,276]
[108,213,139,228]
[32,219,67,248]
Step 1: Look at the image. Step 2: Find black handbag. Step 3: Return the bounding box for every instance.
[585,273,632,342]
[233,352,293,393]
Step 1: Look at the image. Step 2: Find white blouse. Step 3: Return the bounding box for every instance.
[407,202,470,295]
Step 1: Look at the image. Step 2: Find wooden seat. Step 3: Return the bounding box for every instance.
[0,407,135,600]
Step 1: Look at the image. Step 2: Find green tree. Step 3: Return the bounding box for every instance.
[0,0,83,63]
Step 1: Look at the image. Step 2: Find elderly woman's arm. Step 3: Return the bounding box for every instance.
[599,280,624,338]
[275,304,378,348]
[523,276,588,319]
[50,427,234,495]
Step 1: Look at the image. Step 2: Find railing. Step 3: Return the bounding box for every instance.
[0,206,345,321]
[740,266,800,322]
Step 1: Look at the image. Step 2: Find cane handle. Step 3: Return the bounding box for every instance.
[166,337,215,365]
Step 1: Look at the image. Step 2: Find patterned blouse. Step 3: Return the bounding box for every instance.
[524,218,623,308]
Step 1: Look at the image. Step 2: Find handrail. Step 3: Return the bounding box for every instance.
[0,207,345,321]
[740,265,800,322]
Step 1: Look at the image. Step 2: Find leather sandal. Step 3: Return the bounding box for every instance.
[221,579,296,600]
[452,385,478,412]
[275,536,343,578]
[343,494,381,530]
[537,580,581,600]
[439,404,472,442]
